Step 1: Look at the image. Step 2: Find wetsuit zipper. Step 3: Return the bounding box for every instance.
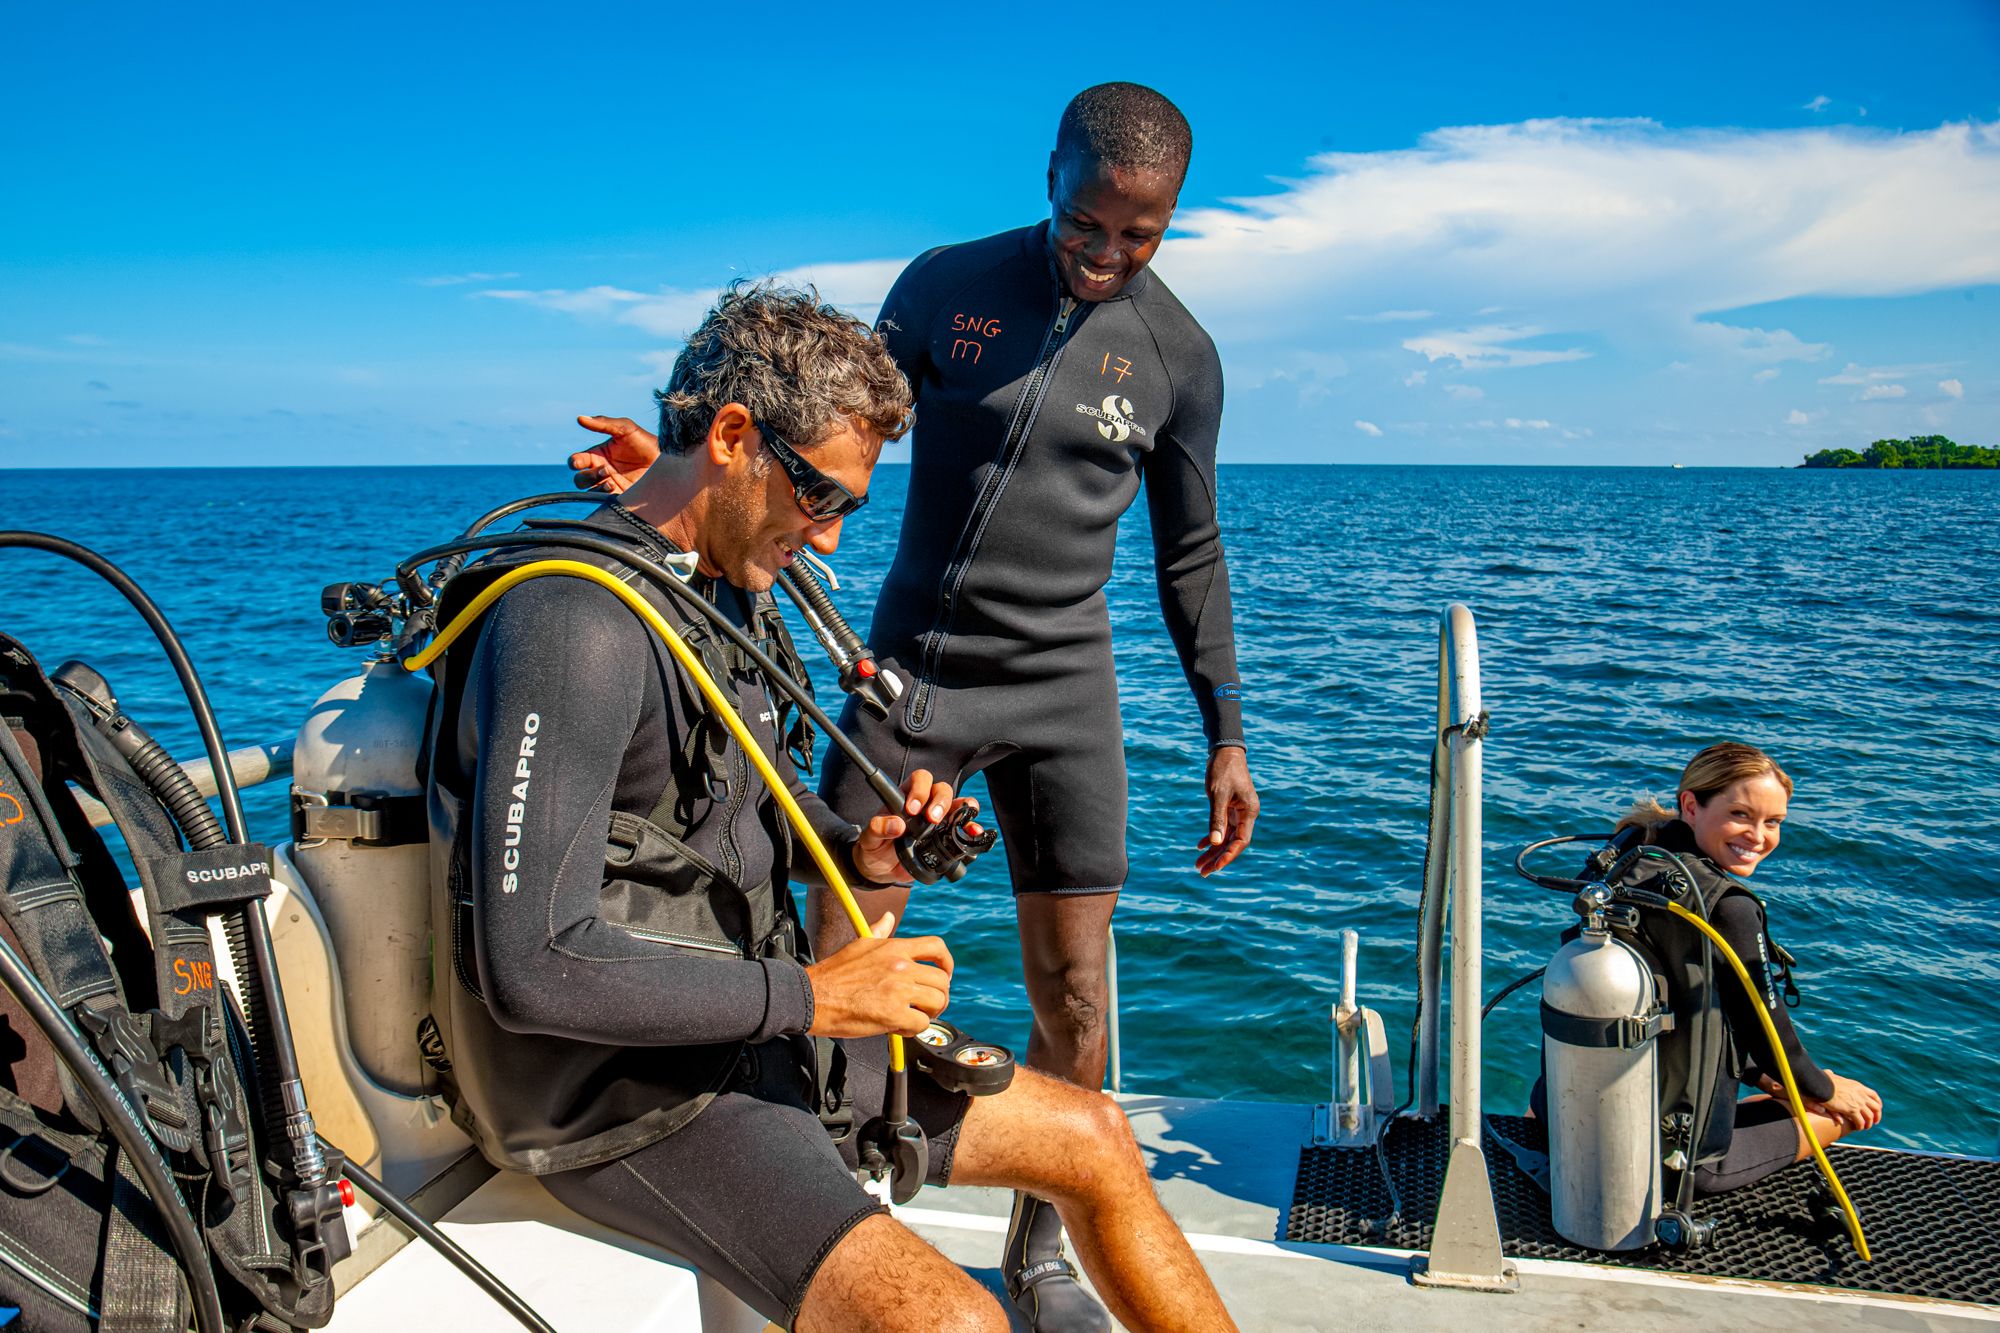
[908,294,1078,729]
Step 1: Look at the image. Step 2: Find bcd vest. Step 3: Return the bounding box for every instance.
[0,632,340,1332]
[415,531,830,1176]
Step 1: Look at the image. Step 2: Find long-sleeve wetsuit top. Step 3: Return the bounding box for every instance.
[871,222,1244,748]
[1648,820,1834,1104]
[437,504,856,1173]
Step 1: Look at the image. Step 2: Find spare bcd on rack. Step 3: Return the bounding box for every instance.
[0,631,343,1332]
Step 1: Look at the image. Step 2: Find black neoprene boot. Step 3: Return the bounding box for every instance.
[1002,1191,1111,1332]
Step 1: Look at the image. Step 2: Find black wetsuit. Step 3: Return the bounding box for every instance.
[1533,820,1833,1196]
[820,222,1244,893]
[425,504,969,1324]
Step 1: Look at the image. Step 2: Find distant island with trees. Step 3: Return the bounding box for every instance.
[1801,435,1998,469]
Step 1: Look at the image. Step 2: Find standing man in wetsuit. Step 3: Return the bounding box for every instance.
[443,284,1236,1332]
[571,85,1257,1330]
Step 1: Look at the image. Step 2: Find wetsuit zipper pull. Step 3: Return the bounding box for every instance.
[1053,297,1076,337]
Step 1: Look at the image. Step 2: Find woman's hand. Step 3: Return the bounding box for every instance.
[1808,1072,1883,1132]
[850,768,981,885]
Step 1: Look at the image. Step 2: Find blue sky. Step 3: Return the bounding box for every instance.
[2,1,1995,467]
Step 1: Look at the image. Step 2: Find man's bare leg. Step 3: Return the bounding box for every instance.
[956,1067,1237,1333]
[1007,892,1121,1328]
[812,881,911,960]
[1016,892,1119,1087]
[797,1214,1007,1333]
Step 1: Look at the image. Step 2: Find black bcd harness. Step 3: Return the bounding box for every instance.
[0,633,346,1331]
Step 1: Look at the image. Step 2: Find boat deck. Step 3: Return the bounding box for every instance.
[1288,1111,2000,1307]
[329,1095,2000,1331]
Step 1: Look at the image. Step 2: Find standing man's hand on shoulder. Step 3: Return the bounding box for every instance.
[569,415,663,493]
[1195,746,1258,876]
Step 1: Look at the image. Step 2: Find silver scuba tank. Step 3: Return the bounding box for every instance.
[1541,925,1671,1250]
[290,660,437,1097]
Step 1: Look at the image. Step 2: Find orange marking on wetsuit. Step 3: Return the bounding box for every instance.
[0,786,22,826]
[950,313,1002,364]
[1100,352,1133,383]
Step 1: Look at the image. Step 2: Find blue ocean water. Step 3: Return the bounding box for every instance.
[3,464,1996,1155]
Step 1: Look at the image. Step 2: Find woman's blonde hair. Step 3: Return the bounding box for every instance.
[1615,741,1794,837]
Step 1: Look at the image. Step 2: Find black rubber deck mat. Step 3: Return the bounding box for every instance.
[1285,1112,2000,1306]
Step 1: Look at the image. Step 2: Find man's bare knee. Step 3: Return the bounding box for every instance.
[796,1213,1006,1333]
[1027,963,1110,1037]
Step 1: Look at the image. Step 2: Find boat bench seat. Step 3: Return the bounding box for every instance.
[325,1168,768,1333]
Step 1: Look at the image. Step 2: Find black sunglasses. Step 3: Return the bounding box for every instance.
[756,421,868,523]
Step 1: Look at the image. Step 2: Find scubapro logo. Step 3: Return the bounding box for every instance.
[1075,394,1146,443]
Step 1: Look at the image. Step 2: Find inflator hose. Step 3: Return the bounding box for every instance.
[0,929,229,1333]
[402,559,910,1081]
[1663,900,1871,1260]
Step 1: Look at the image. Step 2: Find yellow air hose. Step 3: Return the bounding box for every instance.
[1664,899,1869,1259]
[404,559,904,1074]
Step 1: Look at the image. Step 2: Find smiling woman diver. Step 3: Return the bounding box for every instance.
[1534,741,1886,1198]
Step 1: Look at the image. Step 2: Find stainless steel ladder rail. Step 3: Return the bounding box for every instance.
[1410,604,1517,1291]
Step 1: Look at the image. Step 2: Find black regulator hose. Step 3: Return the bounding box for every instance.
[430,492,595,587]
[397,529,902,808]
[0,928,229,1333]
[777,562,904,721]
[330,1146,558,1333]
[395,530,996,883]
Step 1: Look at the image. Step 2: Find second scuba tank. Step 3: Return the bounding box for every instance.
[1541,926,1671,1250]
[290,660,436,1097]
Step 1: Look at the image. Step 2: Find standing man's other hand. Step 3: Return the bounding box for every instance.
[1195,746,1258,876]
[570,415,664,493]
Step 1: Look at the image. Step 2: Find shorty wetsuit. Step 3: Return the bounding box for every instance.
[430,505,970,1325]
[820,222,1245,894]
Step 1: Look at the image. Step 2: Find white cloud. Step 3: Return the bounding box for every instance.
[1860,383,1907,399]
[1940,378,1965,399]
[1153,118,2000,352]
[1818,360,1953,385]
[1752,368,1780,384]
[1401,324,1589,370]
[1444,383,1484,400]
[1804,95,1831,113]
[478,259,911,340]
[1354,419,1383,437]
[1691,323,1830,364]
[419,271,521,287]
[1345,309,1433,322]
[63,333,107,346]
[1504,417,1553,430]
[1786,409,1811,425]
[1403,369,1427,387]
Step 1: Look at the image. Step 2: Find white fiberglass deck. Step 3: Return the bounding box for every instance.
[326,1093,1999,1332]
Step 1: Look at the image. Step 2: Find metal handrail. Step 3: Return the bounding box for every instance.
[1411,604,1516,1291]
[78,740,294,829]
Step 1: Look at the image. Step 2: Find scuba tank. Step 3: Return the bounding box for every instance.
[1541,918,1670,1250]
[290,658,436,1097]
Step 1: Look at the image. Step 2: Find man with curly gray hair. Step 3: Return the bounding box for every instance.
[445,283,1237,1332]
